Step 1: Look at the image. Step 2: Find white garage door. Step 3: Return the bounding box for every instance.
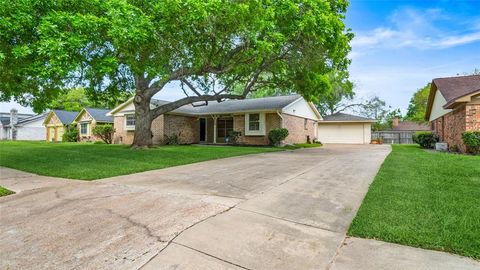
[317,123,371,144]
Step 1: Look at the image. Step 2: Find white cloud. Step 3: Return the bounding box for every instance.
[352,7,480,50]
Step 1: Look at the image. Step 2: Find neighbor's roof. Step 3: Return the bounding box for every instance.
[16,113,48,126]
[392,121,429,131]
[83,108,113,122]
[426,75,480,120]
[52,110,79,124]
[321,112,376,122]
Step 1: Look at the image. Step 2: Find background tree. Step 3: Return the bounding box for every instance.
[315,70,354,116]
[47,88,132,112]
[405,83,430,122]
[0,0,353,148]
[355,96,401,131]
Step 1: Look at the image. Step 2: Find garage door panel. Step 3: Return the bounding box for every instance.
[317,123,366,144]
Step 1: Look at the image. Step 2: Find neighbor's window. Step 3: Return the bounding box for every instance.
[249,113,260,131]
[80,123,88,135]
[126,114,135,127]
[304,119,308,130]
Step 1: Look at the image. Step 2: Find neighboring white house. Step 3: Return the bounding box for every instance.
[0,109,47,140]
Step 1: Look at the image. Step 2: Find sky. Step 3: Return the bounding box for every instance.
[1,0,480,114]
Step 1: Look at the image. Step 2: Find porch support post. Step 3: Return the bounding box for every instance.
[213,115,218,144]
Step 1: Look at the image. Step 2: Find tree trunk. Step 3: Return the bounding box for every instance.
[131,93,153,148]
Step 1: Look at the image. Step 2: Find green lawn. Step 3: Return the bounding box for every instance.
[349,145,480,260]
[0,141,281,180]
[0,186,15,197]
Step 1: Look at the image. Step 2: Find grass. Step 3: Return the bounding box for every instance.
[349,144,480,260]
[0,186,14,197]
[293,143,322,148]
[0,141,281,180]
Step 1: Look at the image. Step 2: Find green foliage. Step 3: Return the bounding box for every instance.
[0,0,352,115]
[92,124,114,144]
[462,131,480,154]
[164,133,181,145]
[349,145,480,259]
[405,83,430,122]
[62,124,79,142]
[315,70,355,116]
[48,88,132,112]
[413,131,439,149]
[268,128,289,146]
[355,96,401,131]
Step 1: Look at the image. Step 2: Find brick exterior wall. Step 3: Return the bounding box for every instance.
[163,114,199,144]
[282,113,316,144]
[431,105,467,152]
[233,113,281,145]
[466,104,480,131]
[113,114,199,145]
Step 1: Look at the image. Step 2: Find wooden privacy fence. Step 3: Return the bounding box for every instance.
[372,131,416,144]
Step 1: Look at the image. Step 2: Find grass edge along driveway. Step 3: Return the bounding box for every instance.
[0,141,284,180]
[349,144,480,260]
[0,186,15,197]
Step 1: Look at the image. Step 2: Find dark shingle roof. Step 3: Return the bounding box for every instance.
[433,75,480,105]
[54,110,79,124]
[152,95,302,115]
[84,108,113,123]
[322,112,376,122]
[17,113,48,125]
[392,121,429,131]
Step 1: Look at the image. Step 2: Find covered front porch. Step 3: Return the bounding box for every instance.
[199,115,235,144]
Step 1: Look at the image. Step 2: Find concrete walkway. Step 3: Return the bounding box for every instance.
[1,145,479,270]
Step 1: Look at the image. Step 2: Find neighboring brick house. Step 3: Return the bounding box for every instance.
[425,75,480,152]
[108,95,322,146]
[43,110,79,142]
[73,108,113,142]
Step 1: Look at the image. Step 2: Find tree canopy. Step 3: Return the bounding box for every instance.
[315,70,354,116]
[47,88,132,112]
[1,0,353,147]
[405,83,430,122]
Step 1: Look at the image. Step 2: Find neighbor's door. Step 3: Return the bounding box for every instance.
[48,127,55,142]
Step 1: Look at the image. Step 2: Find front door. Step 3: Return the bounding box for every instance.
[199,118,206,142]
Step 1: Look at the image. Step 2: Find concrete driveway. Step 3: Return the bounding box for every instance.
[1,144,479,270]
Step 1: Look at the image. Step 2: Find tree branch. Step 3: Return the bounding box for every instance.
[151,94,246,118]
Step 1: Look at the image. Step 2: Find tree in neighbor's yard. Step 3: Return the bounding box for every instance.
[405,83,430,122]
[0,0,353,148]
[315,69,355,116]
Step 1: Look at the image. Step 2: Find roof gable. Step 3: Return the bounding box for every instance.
[75,108,113,123]
[44,110,79,125]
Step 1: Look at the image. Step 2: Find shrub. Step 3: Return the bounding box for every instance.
[413,131,439,149]
[462,131,480,154]
[164,133,181,145]
[92,124,115,144]
[62,124,79,142]
[268,128,289,146]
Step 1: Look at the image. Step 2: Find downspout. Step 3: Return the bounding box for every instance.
[276,110,284,128]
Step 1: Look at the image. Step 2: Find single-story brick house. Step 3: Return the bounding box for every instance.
[73,108,113,142]
[425,74,480,152]
[108,95,375,145]
[43,110,79,142]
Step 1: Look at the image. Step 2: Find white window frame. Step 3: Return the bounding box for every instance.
[245,112,266,136]
[80,122,89,136]
[125,114,135,130]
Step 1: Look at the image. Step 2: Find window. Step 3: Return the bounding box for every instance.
[125,114,135,129]
[245,113,265,136]
[80,123,88,135]
[217,118,234,138]
[304,119,308,130]
[248,114,260,131]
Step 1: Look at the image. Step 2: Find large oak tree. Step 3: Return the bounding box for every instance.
[1,0,353,147]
